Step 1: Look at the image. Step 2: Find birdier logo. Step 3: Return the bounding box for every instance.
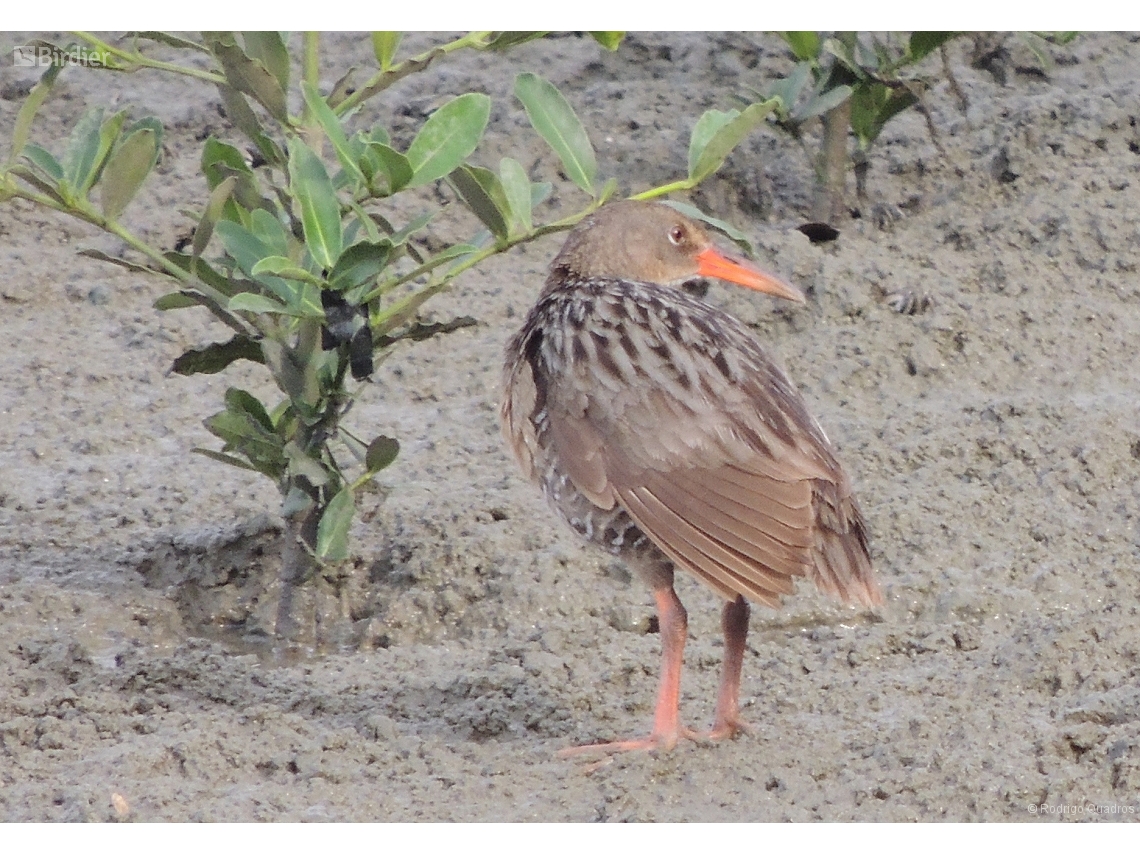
[13,45,110,67]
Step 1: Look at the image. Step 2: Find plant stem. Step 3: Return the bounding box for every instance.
[335,32,493,117]
[276,504,320,643]
[629,179,695,201]
[816,97,851,223]
[363,198,607,311]
[301,33,320,129]
[4,181,249,315]
[7,183,184,279]
[72,32,226,86]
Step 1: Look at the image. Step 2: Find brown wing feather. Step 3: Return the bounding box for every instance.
[809,480,881,606]
[618,486,785,608]
[547,411,615,509]
[638,468,811,577]
[529,281,879,609]
[500,341,539,480]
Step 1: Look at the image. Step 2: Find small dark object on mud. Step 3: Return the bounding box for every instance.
[797,221,840,244]
[885,290,937,315]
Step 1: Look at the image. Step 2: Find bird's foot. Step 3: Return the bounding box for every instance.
[706,715,752,742]
[557,726,702,759]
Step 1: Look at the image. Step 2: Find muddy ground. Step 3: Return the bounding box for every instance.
[1,32,1139,822]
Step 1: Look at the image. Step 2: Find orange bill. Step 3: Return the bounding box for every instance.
[695,247,805,303]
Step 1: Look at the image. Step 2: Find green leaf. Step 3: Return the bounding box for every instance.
[367,142,413,193]
[204,399,282,459]
[768,63,812,114]
[514,72,596,195]
[907,32,957,64]
[6,165,66,205]
[301,80,366,187]
[129,32,209,52]
[201,137,251,190]
[851,83,918,150]
[589,32,624,51]
[284,441,331,487]
[481,32,548,51]
[780,32,820,62]
[346,200,381,243]
[154,292,200,310]
[388,211,435,246]
[8,62,62,166]
[499,157,532,233]
[201,406,285,478]
[216,84,284,167]
[127,116,164,144]
[248,208,290,258]
[288,138,343,270]
[219,226,321,309]
[193,175,237,258]
[154,266,249,335]
[78,248,155,276]
[660,200,755,256]
[207,32,289,124]
[225,387,275,433]
[218,219,283,282]
[262,331,322,410]
[688,110,734,176]
[22,144,64,182]
[251,256,320,282]
[449,165,510,241]
[372,32,402,70]
[353,138,379,185]
[163,252,238,298]
[316,488,355,561]
[852,35,880,72]
[227,292,294,315]
[241,31,290,91]
[61,107,105,195]
[432,242,481,263]
[530,180,553,209]
[365,435,400,473]
[405,93,491,188]
[688,101,778,184]
[155,284,247,336]
[822,37,867,79]
[793,84,853,123]
[214,214,274,281]
[329,240,392,291]
[213,168,265,223]
[100,128,158,220]
[171,335,264,375]
[81,110,127,195]
[368,125,391,147]
[192,448,258,472]
[327,66,358,110]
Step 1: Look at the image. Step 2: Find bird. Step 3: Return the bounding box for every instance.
[500,200,882,754]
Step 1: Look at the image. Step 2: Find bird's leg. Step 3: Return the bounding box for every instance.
[558,584,698,756]
[645,585,690,746]
[709,594,752,740]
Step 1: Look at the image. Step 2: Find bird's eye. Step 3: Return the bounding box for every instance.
[667,225,685,246]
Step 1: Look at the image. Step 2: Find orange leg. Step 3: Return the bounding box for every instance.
[559,586,698,756]
[709,594,751,740]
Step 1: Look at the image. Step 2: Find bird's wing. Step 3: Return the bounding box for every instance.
[545,285,881,608]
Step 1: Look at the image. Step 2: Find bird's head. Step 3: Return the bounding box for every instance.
[549,200,804,303]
